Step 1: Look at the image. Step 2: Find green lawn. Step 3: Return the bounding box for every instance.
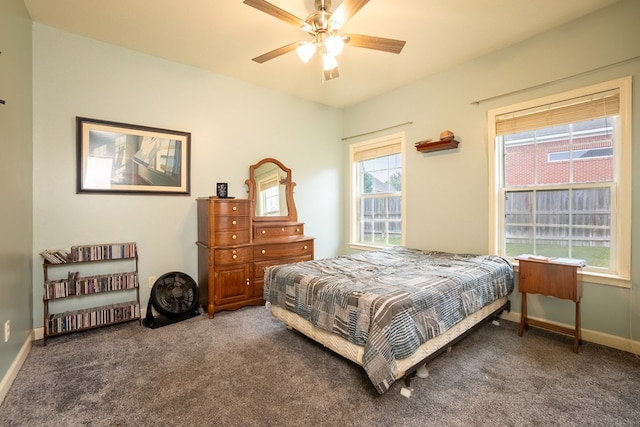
[364,235,403,245]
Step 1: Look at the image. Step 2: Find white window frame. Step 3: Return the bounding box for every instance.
[349,132,406,250]
[488,77,632,287]
[257,173,280,216]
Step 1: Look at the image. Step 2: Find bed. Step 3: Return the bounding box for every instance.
[263,246,514,394]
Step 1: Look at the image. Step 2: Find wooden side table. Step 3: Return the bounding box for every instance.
[515,256,585,353]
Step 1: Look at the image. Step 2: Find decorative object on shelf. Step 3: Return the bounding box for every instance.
[415,130,460,153]
[439,130,455,141]
[143,272,200,329]
[216,182,228,198]
[76,117,191,195]
[41,242,141,345]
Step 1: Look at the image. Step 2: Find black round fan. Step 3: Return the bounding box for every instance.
[143,271,200,329]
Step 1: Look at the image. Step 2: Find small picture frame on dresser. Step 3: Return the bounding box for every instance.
[216,182,228,198]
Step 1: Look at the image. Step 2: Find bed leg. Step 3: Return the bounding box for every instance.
[400,386,413,398]
[401,372,415,398]
[404,371,416,388]
[492,302,510,326]
[416,364,429,378]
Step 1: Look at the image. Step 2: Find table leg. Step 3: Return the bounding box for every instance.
[572,300,581,353]
[518,293,527,337]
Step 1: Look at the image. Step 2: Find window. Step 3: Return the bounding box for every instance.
[257,173,281,216]
[350,133,405,248]
[488,77,631,286]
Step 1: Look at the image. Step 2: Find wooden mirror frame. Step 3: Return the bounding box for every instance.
[246,158,298,223]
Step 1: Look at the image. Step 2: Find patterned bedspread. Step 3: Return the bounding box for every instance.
[263,246,514,393]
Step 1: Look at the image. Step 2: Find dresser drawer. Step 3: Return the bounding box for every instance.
[254,223,304,241]
[214,216,250,231]
[253,256,312,278]
[214,247,252,265]
[253,239,313,261]
[214,230,251,246]
[212,200,250,216]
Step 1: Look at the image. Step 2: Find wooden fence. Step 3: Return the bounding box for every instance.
[505,188,611,247]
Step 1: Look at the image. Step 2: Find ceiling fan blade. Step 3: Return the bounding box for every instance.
[344,34,406,54]
[251,41,301,63]
[331,0,370,28]
[243,0,308,28]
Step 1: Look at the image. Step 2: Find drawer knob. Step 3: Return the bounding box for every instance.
[232,206,237,211]
[262,230,266,234]
[303,245,308,250]
[261,249,266,254]
[296,228,300,232]
[232,220,237,225]
[232,254,237,260]
[281,228,285,232]
[232,234,237,240]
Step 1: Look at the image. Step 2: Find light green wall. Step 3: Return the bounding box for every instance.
[344,0,640,342]
[3,0,639,391]
[30,24,344,327]
[0,0,33,382]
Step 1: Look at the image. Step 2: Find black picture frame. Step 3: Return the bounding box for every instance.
[216,182,228,198]
[76,117,191,195]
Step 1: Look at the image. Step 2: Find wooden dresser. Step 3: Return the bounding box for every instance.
[252,222,313,294]
[196,198,254,317]
[196,158,314,318]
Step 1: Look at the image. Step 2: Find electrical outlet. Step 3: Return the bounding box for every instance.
[4,320,9,342]
[148,276,156,289]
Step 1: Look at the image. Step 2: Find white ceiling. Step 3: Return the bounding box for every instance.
[23,0,619,108]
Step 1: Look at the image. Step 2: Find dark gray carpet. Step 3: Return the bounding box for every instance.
[1,305,639,426]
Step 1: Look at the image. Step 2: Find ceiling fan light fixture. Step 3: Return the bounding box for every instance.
[328,19,342,32]
[323,67,339,81]
[296,42,316,63]
[325,35,344,56]
[322,52,339,71]
[243,0,406,82]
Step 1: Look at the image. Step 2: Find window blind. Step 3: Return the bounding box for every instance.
[353,140,401,162]
[258,174,279,191]
[495,89,619,136]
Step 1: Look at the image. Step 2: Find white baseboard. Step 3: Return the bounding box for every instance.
[0,330,34,405]
[33,327,43,341]
[500,310,640,355]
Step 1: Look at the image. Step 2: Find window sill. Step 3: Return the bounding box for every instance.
[348,242,396,252]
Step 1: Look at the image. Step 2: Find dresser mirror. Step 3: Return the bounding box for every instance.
[246,158,298,222]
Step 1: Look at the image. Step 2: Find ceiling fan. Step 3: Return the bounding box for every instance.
[243,0,406,81]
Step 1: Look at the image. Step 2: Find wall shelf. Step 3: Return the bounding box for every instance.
[414,138,460,153]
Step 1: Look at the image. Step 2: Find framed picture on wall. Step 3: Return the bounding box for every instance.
[76,117,191,195]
